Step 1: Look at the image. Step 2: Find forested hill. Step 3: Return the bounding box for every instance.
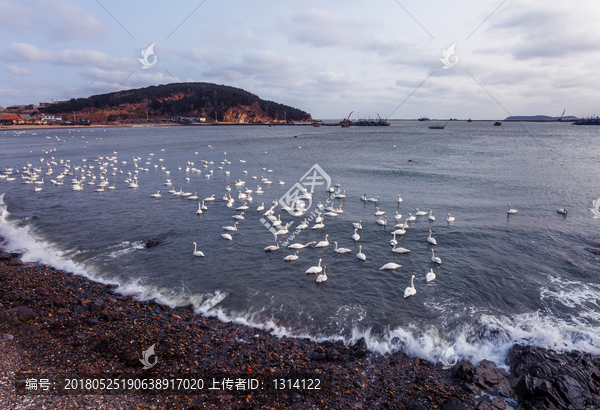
[40,82,311,123]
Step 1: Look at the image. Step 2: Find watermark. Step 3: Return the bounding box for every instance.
[440,344,458,369]
[440,43,458,69]
[0,193,6,218]
[139,43,157,69]
[140,344,158,369]
[591,197,600,219]
[260,164,333,245]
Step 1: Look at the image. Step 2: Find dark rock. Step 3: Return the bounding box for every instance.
[0,305,38,325]
[2,334,14,340]
[407,400,429,410]
[100,313,113,322]
[0,251,11,261]
[89,300,105,312]
[9,252,22,259]
[452,360,476,382]
[87,318,101,325]
[8,258,23,266]
[145,237,164,248]
[507,344,600,410]
[473,359,502,388]
[443,398,474,410]
[352,337,368,358]
[36,287,48,295]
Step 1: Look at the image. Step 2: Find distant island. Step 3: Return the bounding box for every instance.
[503,115,578,121]
[2,82,312,125]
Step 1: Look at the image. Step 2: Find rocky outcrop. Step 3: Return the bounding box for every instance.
[507,344,600,410]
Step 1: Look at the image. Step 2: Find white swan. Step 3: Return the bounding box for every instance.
[316,265,328,282]
[397,194,403,203]
[557,208,568,215]
[188,192,198,200]
[404,275,416,298]
[223,222,239,231]
[232,212,245,220]
[150,190,161,198]
[415,208,428,216]
[288,241,316,249]
[507,204,518,214]
[446,213,455,222]
[367,196,379,203]
[390,232,398,246]
[201,200,208,211]
[275,223,292,236]
[431,249,441,264]
[333,242,351,253]
[428,211,435,221]
[391,244,410,253]
[264,241,281,252]
[374,207,385,216]
[204,194,216,202]
[297,219,309,230]
[407,213,416,221]
[306,259,323,274]
[222,233,233,240]
[192,242,205,257]
[380,262,401,270]
[284,251,300,261]
[256,203,265,212]
[392,228,406,235]
[360,194,367,201]
[426,268,436,282]
[312,220,325,229]
[427,230,437,245]
[196,203,203,215]
[352,229,360,241]
[376,216,387,226]
[236,202,249,211]
[315,213,323,223]
[394,211,403,220]
[315,234,330,248]
[357,245,366,261]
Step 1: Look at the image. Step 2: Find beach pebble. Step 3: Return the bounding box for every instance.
[2,334,14,340]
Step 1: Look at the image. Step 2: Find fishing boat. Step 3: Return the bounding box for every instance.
[494,121,502,126]
[572,116,600,125]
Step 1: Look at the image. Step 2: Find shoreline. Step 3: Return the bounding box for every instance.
[1,251,598,409]
[0,250,477,409]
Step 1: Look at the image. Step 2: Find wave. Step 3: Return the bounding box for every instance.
[2,206,599,367]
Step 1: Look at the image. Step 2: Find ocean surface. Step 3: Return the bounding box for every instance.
[1,121,600,367]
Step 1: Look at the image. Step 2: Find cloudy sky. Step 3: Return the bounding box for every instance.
[1,0,599,119]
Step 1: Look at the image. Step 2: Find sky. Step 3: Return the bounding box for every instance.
[1,0,599,120]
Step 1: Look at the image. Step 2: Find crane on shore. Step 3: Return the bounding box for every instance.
[558,109,566,121]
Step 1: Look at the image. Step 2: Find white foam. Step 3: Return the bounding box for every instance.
[106,240,146,259]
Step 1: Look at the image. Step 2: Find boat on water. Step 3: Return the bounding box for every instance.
[494,121,502,126]
[429,125,445,129]
[467,119,472,122]
[418,117,430,121]
[572,116,600,125]
[313,122,321,127]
